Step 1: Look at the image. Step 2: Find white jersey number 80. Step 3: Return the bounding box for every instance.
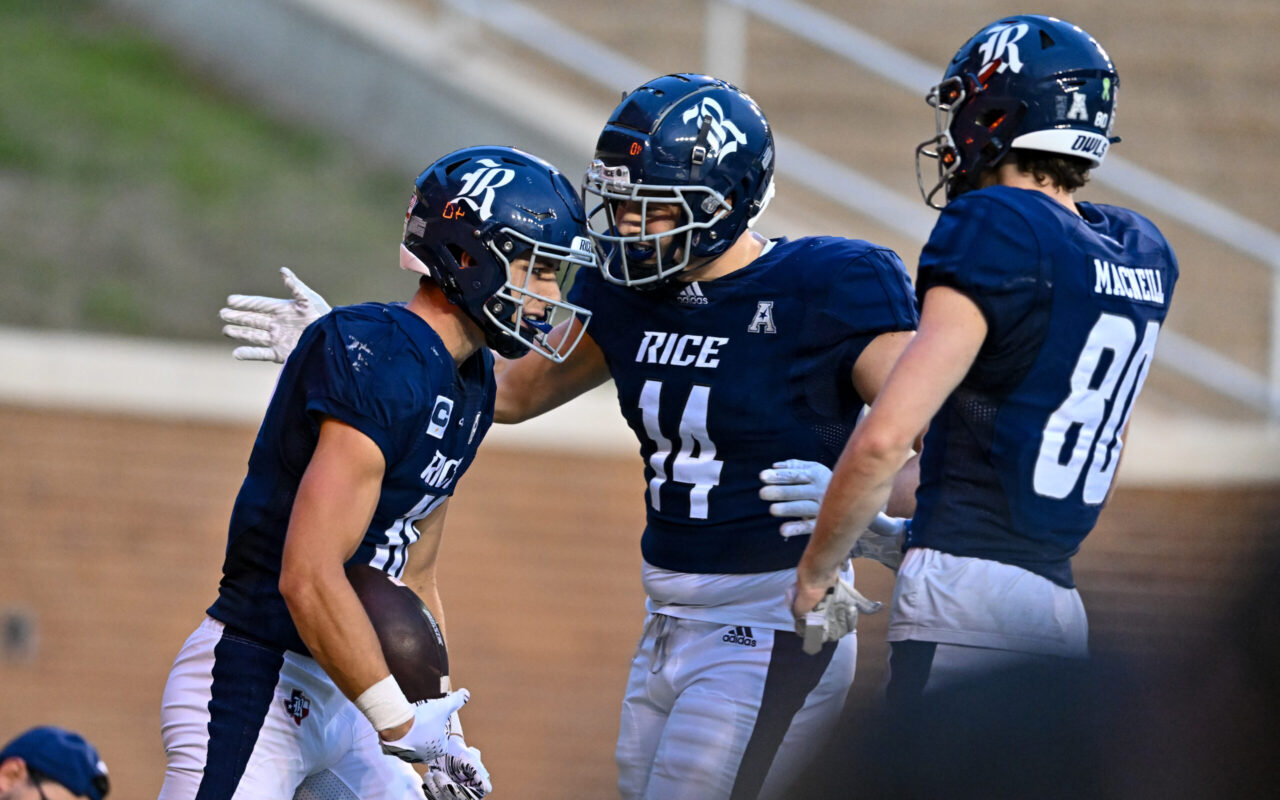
[1033,313,1160,503]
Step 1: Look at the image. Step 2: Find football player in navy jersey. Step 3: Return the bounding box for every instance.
[161,146,594,800]
[496,75,919,800]
[222,75,917,799]
[792,16,1179,703]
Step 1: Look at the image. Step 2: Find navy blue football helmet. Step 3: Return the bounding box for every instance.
[582,73,775,289]
[401,146,596,361]
[916,15,1119,208]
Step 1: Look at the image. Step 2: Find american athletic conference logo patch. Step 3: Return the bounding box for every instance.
[283,688,311,726]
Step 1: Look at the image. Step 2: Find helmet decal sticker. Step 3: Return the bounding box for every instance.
[680,98,747,164]
[451,158,515,220]
[976,22,1029,77]
[1066,91,1090,121]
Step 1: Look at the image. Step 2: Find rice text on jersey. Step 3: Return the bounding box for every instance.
[635,331,729,368]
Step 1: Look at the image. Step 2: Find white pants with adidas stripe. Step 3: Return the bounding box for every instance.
[157,617,421,800]
[616,615,857,800]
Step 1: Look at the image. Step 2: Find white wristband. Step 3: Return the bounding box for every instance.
[354,675,414,732]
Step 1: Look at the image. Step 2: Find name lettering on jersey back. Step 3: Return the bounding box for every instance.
[1093,259,1166,305]
[636,331,728,368]
[421,450,461,489]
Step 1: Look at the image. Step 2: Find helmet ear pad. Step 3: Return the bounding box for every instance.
[404,212,506,322]
[948,92,1029,192]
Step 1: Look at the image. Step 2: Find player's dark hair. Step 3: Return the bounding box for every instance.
[1011,149,1092,193]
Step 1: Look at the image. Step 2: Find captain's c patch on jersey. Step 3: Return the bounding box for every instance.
[427,395,454,438]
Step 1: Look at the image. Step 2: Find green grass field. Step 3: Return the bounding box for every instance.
[0,0,415,340]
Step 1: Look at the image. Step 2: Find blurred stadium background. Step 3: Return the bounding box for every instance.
[2,0,1278,796]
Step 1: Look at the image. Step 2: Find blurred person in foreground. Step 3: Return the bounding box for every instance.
[791,15,1179,701]
[160,146,594,800]
[0,726,109,800]
[788,547,1280,799]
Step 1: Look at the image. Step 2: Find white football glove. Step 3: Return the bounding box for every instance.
[759,459,830,538]
[219,267,331,363]
[422,735,492,799]
[760,459,909,570]
[379,690,470,764]
[851,513,908,571]
[793,578,883,655]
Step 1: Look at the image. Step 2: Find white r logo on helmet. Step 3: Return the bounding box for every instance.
[681,98,747,164]
[976,22,1030,75]
[452,158,516,220]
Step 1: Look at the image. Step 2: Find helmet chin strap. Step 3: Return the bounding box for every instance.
[688,113,714,183]
[522,316,553,335]
[481,295,529,359]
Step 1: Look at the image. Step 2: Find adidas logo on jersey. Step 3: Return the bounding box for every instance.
[675,282,709,305]
[722,626,757,647]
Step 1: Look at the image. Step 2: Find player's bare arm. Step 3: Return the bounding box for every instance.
[792,286,987,618]
[493,316,610,423]
[851,328,922,517]
[281,416,468,761]
[279,417,406,723]
[399,499,450,639]
[398,499,495,798]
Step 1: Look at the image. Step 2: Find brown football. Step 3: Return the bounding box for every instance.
[346,563,449,701]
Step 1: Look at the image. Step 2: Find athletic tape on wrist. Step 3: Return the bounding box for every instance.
[355,675,414,732]
[448,709,464,739]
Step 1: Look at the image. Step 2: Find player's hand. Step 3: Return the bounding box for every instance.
[850,513,909,571]
[422,735,492,799]
[379,690,470,764]
[759,459,831,538]
[791,578,883,655]
[219,267,332,363]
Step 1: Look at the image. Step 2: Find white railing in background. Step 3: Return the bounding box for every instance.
[434,0,1280,418]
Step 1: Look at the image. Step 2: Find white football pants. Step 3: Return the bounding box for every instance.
[157,617,421,800]
[616,615,856,800]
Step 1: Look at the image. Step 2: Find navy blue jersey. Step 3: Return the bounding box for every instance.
[570,237,917,573]
[208,302,495,653]
[910,187,1178,587]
